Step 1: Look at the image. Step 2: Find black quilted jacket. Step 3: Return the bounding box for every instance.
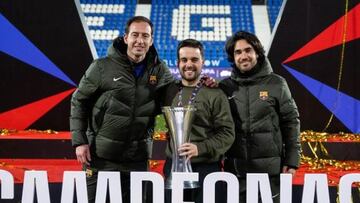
[70,37,173,162]
[219,58,301,176]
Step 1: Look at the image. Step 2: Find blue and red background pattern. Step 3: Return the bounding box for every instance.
[0,0,93,130]
[0,0,359,133]
[268,0,359,133]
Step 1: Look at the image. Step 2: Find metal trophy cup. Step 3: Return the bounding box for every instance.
[162,105,200,189]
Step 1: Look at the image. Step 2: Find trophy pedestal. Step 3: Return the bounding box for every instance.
[165,156,200,189]
[165,175,200,189]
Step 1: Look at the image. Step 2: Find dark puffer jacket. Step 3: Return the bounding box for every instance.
[219,58,300,176]
[70,37,173,162]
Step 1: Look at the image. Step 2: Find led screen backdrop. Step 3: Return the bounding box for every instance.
[0,0,94,130]
[268,1,360,133]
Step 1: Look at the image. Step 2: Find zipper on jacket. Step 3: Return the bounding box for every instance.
[130,75,138,135]
[245,86,251,161]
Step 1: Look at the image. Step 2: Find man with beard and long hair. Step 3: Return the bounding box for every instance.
[161,39,235,203]
[219,31,301,203]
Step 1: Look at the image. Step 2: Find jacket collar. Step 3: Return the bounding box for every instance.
[230,57,273,84]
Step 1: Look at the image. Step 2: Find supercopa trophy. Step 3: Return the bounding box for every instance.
[162,105,200,189]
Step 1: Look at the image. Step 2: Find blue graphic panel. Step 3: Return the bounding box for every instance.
[80,0,136,57]
[151,1,254,68]
[283,65,360,133]
[0,13,76,86]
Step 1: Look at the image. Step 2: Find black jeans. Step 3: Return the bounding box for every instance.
[85,156,149,203]
[163,158,225,203]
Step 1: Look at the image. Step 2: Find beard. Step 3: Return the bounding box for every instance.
[180,69,200,83]
[236,59,257,72]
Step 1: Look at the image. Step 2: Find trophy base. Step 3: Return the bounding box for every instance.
[165,179,200,189]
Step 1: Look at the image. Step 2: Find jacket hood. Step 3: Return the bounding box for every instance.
[107,36,161,67]
[230,57,273,84]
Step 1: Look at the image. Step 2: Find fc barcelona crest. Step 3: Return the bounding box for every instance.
[259,91,269,100]
[149,75,157,85]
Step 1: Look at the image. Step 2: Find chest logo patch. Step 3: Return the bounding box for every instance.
[149,75,157,85]
[113,76,123,82]
[259,91,269,100]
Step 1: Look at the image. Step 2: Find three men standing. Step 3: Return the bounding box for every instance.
[71,14,300,203]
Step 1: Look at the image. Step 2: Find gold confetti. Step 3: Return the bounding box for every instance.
[301,130,360,142]
[149,160,159,169]
[0,128,58,136]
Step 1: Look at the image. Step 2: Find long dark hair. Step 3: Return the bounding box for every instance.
[225,31,265,64]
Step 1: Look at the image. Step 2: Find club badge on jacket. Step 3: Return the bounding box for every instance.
[259,91,269,100]
[149,75,157,85]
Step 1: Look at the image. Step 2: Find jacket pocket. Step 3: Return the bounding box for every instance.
[93,107,105,134]
[95,136,126,160]
[97,114,130,141]
[250,132,279,158]
[93,93,111,133]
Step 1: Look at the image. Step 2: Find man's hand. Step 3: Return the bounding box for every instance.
[202,75,218,88]
[76,144,91,165]
[178,143,198,161]
[282,165,296,176]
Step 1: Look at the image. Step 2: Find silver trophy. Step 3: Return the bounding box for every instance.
[162,105,200,189]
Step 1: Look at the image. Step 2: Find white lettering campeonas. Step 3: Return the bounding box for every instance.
[1,170,359,202]
[0,170,14,199]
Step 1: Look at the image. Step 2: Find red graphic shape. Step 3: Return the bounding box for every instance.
[0,88,75,129]
[284,3,360,63]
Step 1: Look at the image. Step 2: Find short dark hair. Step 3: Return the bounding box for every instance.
[225,31,265,63]
[177,39,204,60]
[125,16,153,35]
